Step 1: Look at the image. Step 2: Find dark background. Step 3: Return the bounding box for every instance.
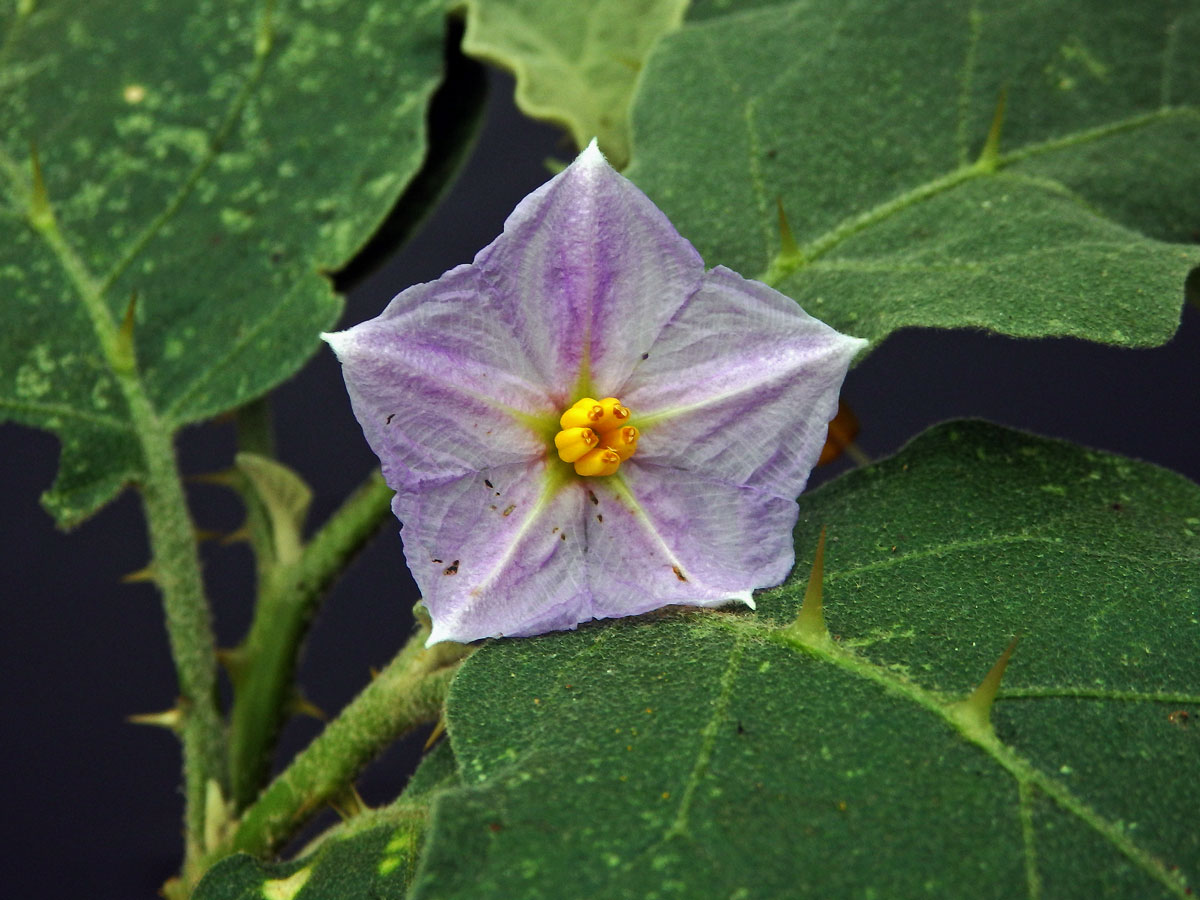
[3,65,1197,899]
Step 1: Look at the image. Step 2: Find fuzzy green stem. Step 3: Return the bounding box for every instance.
[228,470,395,809]
[15,150,226,867]
[230,626,468,856]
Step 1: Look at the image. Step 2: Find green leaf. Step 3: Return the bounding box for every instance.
[410,421,1200,899]
[194,822,420,900]
[459,0,688,166]
[0,0,450,525]
[235,452,312,566]
[195,745,459,900]
[405,738,462,799]
[626,0,1200,350]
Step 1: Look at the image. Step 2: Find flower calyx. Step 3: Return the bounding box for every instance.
[553,396,639,477]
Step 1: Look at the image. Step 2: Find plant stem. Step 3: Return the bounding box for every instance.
[135,396,229,866]
[18,157,226,870]
[230,627,468,857]
[228,470,396,809]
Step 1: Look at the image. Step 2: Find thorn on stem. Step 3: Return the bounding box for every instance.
[185,468,239,488]
[220,524,252,546]
[128,706,184,731]
[121,563,157,584]
[328,785,368,821]
[216,647,248,683]
[424,717,447,751]
[289,692,327,722]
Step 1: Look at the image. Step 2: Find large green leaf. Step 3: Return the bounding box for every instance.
[0,0,450,525]
[458,0,688,166]
[406,421,1199,899]
[626,0,1200,350]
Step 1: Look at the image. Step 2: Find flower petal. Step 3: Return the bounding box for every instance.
[324,263,552,490]
[584,460,798,616]
[621,266,867,497]
[329,144,868,645]
[477,140,706,398]
[397,459,591,645]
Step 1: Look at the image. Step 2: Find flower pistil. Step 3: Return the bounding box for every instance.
[553,396,639,477]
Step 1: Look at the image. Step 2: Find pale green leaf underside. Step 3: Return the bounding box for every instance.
[0,0,448,525]
[405,422,1199,899]
[627,0,1200,351]
[458,0,688,167]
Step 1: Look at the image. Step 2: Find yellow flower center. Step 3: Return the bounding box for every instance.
[553,396,639,477]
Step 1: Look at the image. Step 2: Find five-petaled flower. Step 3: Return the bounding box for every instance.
[325,141,866,645]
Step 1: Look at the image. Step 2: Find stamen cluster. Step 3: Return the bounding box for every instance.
[553,397,639,476]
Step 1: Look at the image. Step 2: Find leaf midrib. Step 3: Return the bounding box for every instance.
[760,106,1198,288]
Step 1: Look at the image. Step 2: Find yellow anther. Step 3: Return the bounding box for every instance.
[554,396,637,476]
[596,397,630,424]
[600,424,638,460]
[574,448,621,477]
[560,398,604,429]
[554,427,598,462]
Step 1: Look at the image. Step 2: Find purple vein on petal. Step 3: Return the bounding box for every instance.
[420,461,588,645]
[597,470,757,610]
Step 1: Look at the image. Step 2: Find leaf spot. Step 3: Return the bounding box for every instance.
[262,867,312,900]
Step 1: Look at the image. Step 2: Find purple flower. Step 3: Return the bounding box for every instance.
[325,142,866,645]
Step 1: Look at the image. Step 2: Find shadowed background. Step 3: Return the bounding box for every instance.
[2,68,1197,898]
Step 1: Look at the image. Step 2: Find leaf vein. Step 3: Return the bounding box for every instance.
[1018,780,1042,900]
[761,105,1195,286]
[998,687,1200,705]
[719,618,1195,898]
[0,396,131,430]
[825,533,1197,585]
[663,627,746,841]
[955,3,984,166]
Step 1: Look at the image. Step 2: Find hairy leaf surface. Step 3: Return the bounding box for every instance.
[194,742,460,900]
[0,0,449,524]
[406,422,1199,899]
[458,0,688,166]
[627,0,1200,351]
